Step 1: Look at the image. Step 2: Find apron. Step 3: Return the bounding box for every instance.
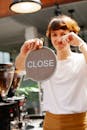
[43,111,87,130]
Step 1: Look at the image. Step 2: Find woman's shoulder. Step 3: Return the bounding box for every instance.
[71,52,83,58]
[72,52,86,65]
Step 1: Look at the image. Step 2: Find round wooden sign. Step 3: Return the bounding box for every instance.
[25,47,57,81]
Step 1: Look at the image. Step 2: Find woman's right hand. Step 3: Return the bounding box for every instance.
[15,38,43,70]
[20,38,43,56]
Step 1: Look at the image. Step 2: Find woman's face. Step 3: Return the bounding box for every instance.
[51,29,70,51]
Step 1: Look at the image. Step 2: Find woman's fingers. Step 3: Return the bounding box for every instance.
[21,38,43,54]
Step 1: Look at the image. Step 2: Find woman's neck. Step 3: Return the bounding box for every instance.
[57,48,72,60]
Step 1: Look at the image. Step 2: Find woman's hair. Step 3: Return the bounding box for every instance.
[46,15,80,39]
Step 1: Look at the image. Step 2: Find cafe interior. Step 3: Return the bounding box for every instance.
[0,0,87,130]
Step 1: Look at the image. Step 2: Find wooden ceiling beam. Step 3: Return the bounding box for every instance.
[41,0,84,7]
[0,0,14,18]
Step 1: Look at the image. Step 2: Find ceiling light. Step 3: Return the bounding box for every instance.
[10,0,42,13]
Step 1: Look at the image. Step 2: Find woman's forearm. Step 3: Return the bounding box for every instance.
[15,53,26,70]
[79,42,87,63]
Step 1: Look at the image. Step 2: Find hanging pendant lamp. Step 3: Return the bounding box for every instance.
[10,0,42,13]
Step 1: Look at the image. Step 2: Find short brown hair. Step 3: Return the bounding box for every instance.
[46,15,80,39]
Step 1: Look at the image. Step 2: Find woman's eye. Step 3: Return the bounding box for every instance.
[61,33,66,36]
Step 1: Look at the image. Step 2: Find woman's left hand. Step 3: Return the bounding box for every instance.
[62,32,85,47]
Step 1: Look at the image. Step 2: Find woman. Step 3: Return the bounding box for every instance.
[15,15,87,130]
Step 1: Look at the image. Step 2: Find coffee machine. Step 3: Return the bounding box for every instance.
[0,63,15,130]
[0,63,21,130]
